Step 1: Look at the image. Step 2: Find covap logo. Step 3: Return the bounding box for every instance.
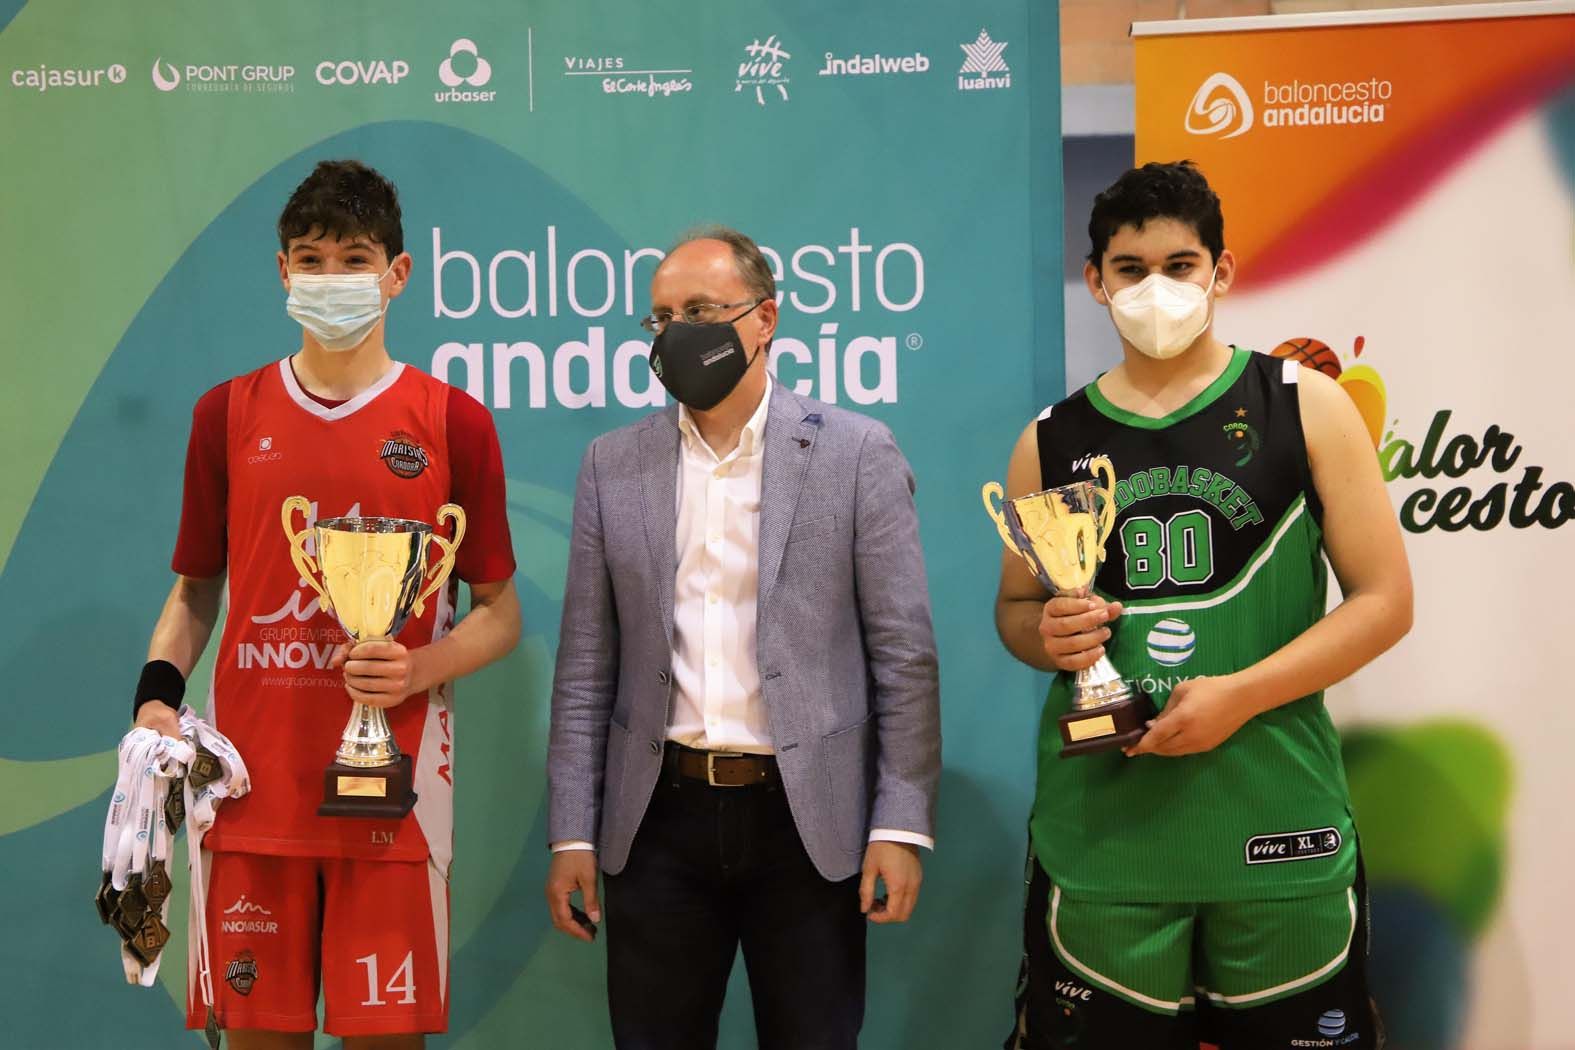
[316,58,410,87]
[1186,72,1253,139]
[436,38,495,103]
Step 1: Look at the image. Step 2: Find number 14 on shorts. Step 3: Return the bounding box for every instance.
[357,951,417,1006]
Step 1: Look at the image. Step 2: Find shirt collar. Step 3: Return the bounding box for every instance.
[678,373,773,456]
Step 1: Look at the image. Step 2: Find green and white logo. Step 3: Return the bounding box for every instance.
[1145,617,1195,667]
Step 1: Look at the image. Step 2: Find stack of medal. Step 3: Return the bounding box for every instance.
[95,745,221,968]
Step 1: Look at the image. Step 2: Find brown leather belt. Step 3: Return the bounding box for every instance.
[666,744,779,788]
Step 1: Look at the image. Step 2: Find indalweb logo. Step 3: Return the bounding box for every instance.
[1186,73,1253,139]
[436,38,495,103]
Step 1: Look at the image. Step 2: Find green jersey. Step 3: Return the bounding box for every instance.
[1030,347,1356,902]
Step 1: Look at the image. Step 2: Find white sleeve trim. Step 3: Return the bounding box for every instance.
[869,828,936,851]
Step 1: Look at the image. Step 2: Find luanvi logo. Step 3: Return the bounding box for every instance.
[1186,72,1253,139]
[1245,827,1342,865]
[957,30,1009,91]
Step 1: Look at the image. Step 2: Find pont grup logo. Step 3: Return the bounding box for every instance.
[1186,72,1254,139]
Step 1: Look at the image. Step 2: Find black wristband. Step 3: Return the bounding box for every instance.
[133,660,186,718]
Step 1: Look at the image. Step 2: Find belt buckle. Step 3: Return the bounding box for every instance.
[706,751,745,787]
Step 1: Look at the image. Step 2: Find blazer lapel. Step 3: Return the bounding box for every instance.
[640,408,681,645]
[758,383,819,604]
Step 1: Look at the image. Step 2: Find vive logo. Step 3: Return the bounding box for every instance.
[1186,72,1254,139]
[736,34,792,105]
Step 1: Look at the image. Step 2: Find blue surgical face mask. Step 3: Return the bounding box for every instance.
[285,267,392,352]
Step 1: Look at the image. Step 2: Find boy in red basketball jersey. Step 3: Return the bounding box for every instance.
[128,159,520,1049]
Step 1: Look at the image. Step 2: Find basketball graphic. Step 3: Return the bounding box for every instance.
[1145,618,1196,666]
[1273,336,1386,448]
[1271,337,1342,379]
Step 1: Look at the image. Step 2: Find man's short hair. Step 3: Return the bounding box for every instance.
[671,225,777,302]
[278,159,404,259]
[1087,161,1225,269]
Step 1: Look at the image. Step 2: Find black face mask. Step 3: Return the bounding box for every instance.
[649,318,760,411]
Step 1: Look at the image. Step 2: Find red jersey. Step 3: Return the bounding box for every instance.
[172,358,515,871]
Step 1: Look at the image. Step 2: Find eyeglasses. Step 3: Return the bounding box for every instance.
[639,298,764,335]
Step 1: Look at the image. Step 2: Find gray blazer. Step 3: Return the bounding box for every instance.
[546,380,941,881]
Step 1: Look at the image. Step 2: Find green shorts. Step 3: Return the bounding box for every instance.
[1048,879,1359,1013]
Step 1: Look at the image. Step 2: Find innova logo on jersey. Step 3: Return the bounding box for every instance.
[563,54,693,99]
[958,30,1010,90]
[10,62,127,93]
[316,58,411,87]
[1185,72,1253,139]
[436,38,495,103]
[151,56,295,94]
[736,34,791,104]
[220,894,279,935]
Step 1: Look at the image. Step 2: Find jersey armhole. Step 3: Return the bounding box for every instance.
[1280,359,1326,529]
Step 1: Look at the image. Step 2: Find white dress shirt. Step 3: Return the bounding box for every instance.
[553,375,932,853]
[667,374,774,754]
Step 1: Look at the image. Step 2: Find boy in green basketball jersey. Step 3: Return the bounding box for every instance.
[996,162,1413,1049]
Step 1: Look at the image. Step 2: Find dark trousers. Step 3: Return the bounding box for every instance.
[603,760,866,1050]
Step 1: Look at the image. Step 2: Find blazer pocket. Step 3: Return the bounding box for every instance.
[787,514,838,544]
[600,720,630,846]
[822,715,871,854]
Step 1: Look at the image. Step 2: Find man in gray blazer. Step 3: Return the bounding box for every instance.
[544,226,941,1050]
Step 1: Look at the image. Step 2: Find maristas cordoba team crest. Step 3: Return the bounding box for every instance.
[379,430,430,479]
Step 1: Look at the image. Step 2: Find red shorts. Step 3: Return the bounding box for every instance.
[184,850,449,1037]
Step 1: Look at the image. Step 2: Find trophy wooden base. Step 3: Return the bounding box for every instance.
[1058,691,1158,757]
[319,754,418,818]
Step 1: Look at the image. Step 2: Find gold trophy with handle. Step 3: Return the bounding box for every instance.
[982,456,1155,756]
[282,496,466,817]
